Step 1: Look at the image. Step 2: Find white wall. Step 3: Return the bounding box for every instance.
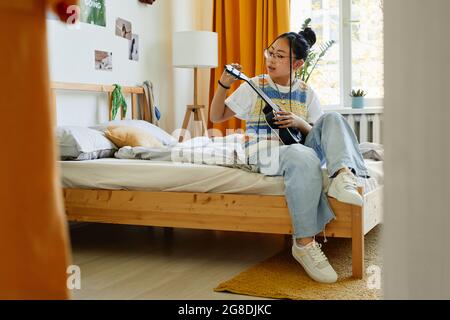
[383,0,450,299]
[48,0,214,135]
[171,0,213,136]
[48,0,173,129]
[171,0,195,135]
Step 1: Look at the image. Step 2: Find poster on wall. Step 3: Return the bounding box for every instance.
[116,18,132,40]
[46,0,105,26]
[95,50,113,71]
[80,0,106,27]
[129,34,139,61]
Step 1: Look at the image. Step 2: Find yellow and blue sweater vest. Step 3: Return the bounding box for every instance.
[244,75,310,151]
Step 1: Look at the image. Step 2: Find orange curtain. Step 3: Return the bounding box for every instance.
[208,0,290,135]
[0,0,76,299]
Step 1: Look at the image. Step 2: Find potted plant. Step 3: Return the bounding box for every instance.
[296,18,336,83]
[350,89,367,109]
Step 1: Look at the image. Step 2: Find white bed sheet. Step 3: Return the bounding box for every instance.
[60,158,382,196]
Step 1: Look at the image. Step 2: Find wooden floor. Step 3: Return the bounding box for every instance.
[69,223,288,300]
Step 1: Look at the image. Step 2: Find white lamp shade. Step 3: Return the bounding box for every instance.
[173,31,218,68]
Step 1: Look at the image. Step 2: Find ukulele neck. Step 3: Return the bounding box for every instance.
[244,79,281,112]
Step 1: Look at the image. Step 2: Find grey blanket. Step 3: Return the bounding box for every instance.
[115,136,259,173]
[115,136,384,174]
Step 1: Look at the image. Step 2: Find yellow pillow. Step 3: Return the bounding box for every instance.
[105,125,164,148]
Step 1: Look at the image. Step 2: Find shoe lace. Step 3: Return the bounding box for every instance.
[306,242,328,264]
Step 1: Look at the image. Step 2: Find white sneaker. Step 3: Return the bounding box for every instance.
[327,171,363,206]
[292,241,338,284]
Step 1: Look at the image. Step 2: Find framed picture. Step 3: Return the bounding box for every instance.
[129,34,139,61]
[116,18,132,40]
[80,0,106,27]
[95,50,113,71]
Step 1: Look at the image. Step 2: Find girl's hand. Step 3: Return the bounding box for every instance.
[220,63,242,87]
[274,110,306,129]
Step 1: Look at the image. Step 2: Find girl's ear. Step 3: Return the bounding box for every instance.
[293,59,304,71]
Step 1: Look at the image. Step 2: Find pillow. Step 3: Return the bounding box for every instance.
[104,125,164,148]
[90,120,177,147]
[57,126,117,161]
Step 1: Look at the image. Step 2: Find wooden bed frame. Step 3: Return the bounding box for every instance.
[52,82,383,279]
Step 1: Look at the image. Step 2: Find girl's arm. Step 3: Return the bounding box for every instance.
[210,64,242,123]
[210,85,236,123]
[294,117,313,136]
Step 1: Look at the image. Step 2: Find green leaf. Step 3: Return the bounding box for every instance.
[350,89,367,97]
[302,18,312,31]
[111,84,127,120]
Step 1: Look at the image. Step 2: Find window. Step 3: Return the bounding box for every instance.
[290,0,384,107]
[351,0,384,101]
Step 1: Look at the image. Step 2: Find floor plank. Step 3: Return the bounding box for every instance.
[69,223,287,300]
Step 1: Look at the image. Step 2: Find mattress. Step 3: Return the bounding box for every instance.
[60,158,382,196]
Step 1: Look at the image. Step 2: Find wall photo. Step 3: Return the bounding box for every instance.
[95,50,113,71]
[115,18,132,40]
[80,0,106,27]
[129,34,139,61]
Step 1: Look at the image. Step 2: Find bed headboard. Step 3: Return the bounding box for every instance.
[50,82,149,121]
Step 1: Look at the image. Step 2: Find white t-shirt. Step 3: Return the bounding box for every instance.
[225,75,323,124]
[224,75,324,170]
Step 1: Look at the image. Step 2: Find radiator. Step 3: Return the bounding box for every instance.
[324,107,383,143]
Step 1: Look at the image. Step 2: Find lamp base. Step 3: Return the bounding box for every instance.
[179,105,208,143]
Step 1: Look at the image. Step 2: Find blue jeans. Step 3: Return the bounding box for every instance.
[257,112,368,238]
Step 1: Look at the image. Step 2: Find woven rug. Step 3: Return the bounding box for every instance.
[215,226,382,300]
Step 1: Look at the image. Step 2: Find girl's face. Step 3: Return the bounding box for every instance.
[265,38,303,84]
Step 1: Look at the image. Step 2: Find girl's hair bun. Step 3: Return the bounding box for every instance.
[299,27,316,48]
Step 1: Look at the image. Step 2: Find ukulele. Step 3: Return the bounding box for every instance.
[224,65,302,145]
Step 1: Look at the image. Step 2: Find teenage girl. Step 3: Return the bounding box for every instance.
[210,28,368,283]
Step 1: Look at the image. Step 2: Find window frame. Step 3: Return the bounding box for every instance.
[291,0,384,109]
